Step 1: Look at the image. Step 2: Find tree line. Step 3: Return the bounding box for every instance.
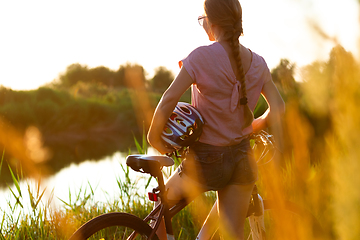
[53,63,175,93]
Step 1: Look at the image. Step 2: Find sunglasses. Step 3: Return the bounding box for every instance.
[198,16,207,26]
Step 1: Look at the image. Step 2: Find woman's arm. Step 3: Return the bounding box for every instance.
[147,67,194,154]
[252,80,285,133]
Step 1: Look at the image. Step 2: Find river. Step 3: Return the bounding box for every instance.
[0,148,162,217]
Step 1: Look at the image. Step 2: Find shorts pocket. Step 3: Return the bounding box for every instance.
[239,148,258,182]
[193,152,224,188]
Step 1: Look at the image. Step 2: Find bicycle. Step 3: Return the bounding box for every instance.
[69,131,322,240]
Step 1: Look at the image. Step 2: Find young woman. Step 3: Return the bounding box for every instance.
[147,0,285,239]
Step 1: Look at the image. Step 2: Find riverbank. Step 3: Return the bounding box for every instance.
[0,86,163,185]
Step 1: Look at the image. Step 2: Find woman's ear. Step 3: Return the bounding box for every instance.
[208,28,216,41]
[203,18,216,41]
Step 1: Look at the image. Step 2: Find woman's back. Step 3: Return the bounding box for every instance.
[181,42,271,146]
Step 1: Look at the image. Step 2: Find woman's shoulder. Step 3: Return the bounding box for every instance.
[250,50,267,65]
[184,43,225,66]
[246,50,272,82]
[188,42,221,56]
[245,49,270,73]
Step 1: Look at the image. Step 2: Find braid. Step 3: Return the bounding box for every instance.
[229,29,254,129]
[230,34,246,101]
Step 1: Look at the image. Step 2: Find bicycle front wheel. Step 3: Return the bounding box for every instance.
[247,200,323,240]
[68,212,159,240]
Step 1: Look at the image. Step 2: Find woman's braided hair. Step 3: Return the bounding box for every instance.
[204,0,254,129]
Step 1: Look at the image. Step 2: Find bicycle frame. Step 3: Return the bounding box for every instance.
[140,185,265,239]
[127,131,276,239]
[141,199,189,239]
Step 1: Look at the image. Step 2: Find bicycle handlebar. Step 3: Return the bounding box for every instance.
[250,130,275,146]
[250,130,276,165]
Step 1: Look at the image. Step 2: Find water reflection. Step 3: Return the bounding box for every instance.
[0,148,161,216]
[46,152,128,204]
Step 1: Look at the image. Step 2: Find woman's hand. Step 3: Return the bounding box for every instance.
[252,109,269,133]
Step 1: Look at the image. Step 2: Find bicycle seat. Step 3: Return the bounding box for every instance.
[126,155,174,177]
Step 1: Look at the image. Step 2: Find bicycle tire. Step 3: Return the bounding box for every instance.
[247,200,323,240]
[68,212,159,240]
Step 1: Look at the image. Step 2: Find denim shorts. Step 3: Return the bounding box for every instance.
[177,138,258,191]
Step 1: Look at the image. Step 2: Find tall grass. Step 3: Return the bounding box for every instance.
[258,45,360,240]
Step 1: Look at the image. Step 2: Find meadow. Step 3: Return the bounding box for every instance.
[0,44,359,239]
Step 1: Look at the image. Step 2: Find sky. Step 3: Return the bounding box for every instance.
[0,0,359,90]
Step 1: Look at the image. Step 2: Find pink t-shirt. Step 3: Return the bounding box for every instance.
[180,42,271,146]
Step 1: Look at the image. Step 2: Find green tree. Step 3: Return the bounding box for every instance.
[150,66,174,92]
[56,63,148,89]
[59,64,90,87]
[271,59,297,97]
[113,65,126,87]
[89,66,115,86]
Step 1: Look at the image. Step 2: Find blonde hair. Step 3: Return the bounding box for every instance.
[204,0,254,129]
